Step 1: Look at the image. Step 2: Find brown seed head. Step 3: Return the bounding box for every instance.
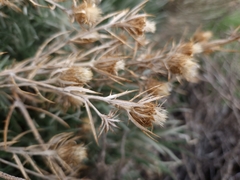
[49,133,87,168]
[73,2,102,25]
[176,42,195,56]
[57,142,87,167]
[176,42,204,56]
[192,31,213,43]
[146,79,171,97]
[167,53,199,82]
[59,67,93,86]
[94,57,125,75]
[60,93,84,112]
[129,103,167,127]
[127,17,146,36]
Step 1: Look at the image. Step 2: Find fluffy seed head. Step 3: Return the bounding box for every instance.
[73,2,102,25]
[167,53,200,82]
[144,20,156,33]
[114,60,125,75]
[192,43,203,54]
[176,42,204,56]
[129,103,167,127]
[59,67,93,86]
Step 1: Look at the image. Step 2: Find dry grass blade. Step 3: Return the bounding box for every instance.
[85,101,98,145]
[0,52,7,55]
[14,94,45,147]
[32,86,55,104]
[22,154,44,175]
[126,0,149,17]
[3,1,22,12]
[0,141,17,147]
[13,154,29,180]
[0,158,55,180]
[34,31,71,64]
[29,0,48,8]
[12,129,40,142]
[0,170,25,180]
[105,29,133,49]
[25,105,70,128]
[3,103,16,149]
[109,9,129,24]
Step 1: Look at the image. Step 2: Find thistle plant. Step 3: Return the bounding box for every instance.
[0,0,240,179]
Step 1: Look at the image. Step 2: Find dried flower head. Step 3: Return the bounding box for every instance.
[126,17,146,36]
[176,42,205,56]
[58,67,93,86]
[94,58,125,75]
[49,133,87,168]
[129,103,167,127]
[73,1,102,25]
[192,31,213,43]
[124,17,156,36]
[146,79,172,97]
[166,53,199,82]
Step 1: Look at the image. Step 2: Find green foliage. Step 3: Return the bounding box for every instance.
[0,2,65,60]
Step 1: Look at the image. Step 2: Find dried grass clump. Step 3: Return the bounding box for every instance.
[0,0,240,179]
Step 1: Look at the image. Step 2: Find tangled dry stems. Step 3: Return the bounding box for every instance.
[0,0,240,179]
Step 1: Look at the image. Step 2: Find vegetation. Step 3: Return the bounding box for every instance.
[0,0,240,179]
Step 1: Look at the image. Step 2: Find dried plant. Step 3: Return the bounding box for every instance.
[0,0,239,179]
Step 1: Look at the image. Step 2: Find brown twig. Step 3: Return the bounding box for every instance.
[0,171,25,180]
